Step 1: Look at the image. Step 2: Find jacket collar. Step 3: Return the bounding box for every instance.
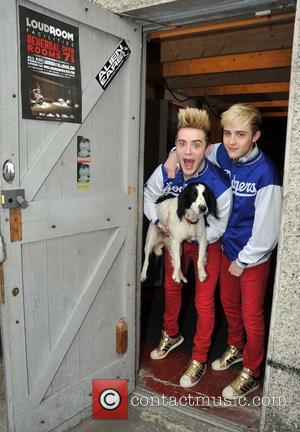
[235,144,259,163]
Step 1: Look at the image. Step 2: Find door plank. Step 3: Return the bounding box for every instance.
[46,239,64,351]
[23,241,49,392]
[21,194,132,243]
[0,0,19,185]
[28,226,126,406]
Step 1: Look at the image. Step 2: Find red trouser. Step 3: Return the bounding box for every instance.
[163,241,221,364]
[219,252,270,377]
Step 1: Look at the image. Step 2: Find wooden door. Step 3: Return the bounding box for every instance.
[0,1,142,430]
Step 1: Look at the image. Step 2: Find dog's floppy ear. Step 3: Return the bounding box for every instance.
[202,184,219,219]
[176,184,198,220]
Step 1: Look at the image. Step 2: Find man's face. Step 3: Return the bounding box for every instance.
[176,127,207,180]
[223,123,261,160]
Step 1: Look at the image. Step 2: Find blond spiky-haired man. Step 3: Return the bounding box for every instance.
[165,103,282,398]
[143,107,232,388]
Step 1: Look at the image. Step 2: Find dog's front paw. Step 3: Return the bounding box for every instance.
[172,270,187,284]
[199,269,208,282]
[172,272,181,283]
[179,270,187,283]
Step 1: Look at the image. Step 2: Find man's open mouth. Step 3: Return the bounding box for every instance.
[183,158,195,170]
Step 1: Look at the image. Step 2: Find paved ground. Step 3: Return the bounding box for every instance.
[70,405,228,432]
[69,392,250,432]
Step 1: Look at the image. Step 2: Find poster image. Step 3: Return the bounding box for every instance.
[19,6,82,123]
[77,136,90,189]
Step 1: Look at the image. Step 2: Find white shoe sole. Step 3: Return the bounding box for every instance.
[180,367,207,388]
[222,383,260,399]
[150,336,184,360]
[211,356,243,371]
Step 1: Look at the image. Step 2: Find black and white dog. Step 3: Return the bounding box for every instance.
[141,183,218,284]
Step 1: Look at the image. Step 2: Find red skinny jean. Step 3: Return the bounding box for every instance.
[163,241,221,363]
[219,252,270,377]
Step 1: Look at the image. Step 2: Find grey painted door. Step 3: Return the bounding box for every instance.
[0,1,142,431]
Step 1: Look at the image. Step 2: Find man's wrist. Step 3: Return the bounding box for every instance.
[235,258,247,269]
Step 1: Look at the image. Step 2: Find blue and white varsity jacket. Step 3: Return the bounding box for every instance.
[206,143,282,266]
[144,159,232,244]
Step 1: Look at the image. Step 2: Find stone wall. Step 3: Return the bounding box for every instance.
[260,3,300,431]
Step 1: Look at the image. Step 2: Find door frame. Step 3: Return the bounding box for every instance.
[135,7,296,432]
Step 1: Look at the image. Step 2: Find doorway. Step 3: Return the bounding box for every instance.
[137,11,293,430]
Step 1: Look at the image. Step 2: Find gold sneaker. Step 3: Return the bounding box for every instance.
[150,330,184,360]
[222,367,260,399]
[180,359,207,388]
[211,345,242,371]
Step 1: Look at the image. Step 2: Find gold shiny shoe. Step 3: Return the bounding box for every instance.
[211,345,242,371]
[150,330,184,360]
[222,367,260,399]
[179,359,207,388]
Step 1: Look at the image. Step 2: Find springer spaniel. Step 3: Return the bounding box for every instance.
[141,183,218,284]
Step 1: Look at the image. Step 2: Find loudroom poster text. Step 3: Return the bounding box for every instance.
[19,6,82,123]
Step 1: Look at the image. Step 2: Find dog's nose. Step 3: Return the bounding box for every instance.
[198,205,207,213]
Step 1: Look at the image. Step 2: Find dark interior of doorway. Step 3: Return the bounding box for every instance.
[138,103,287,429]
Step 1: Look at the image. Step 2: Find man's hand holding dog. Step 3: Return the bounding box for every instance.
[157,213,171,237]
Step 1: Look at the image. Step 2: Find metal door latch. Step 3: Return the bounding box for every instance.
[2,159,15,184]
[1,189,28,209]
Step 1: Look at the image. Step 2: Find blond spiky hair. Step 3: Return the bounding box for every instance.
[177,107,211,133]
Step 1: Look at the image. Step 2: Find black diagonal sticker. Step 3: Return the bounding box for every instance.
[95,40,131,90]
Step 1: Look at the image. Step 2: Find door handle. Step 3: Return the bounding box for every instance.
[16,195,29,209]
